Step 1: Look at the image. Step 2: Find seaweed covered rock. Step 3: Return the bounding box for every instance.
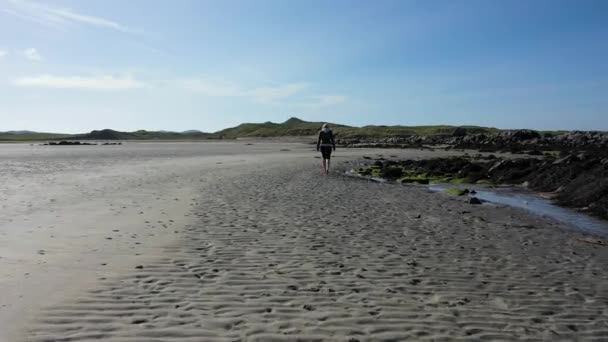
[381,166,404,179]
[355,154,608,219]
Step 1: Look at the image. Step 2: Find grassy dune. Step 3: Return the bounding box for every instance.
[215,117,499,139]
[0,132,72,142]
[1,117,503,141]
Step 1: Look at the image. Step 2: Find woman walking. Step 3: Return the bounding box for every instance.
[316,123,336,174]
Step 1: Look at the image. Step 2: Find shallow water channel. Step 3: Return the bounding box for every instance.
[429,184,608,237]
[345,169,608,237]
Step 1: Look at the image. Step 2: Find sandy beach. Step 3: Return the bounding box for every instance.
[1,142,607,341]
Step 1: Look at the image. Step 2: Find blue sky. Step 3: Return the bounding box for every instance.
[1,0,607,133]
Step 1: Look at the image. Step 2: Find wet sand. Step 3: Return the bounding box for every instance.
[1,142,607,341]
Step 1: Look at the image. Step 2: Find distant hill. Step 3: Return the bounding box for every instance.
[0,131,72,141]
[0,118,529,141]
[215,117,350,138]
[215,117,499,139]
[0,129,213,141]
[72,129,213,140]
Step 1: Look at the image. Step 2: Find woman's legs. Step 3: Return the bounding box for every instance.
[320,147,332,174]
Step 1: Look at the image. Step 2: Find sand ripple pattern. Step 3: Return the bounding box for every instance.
[28,162,608,341]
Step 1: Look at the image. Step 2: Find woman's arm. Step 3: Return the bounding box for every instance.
[316,132,322,151]
[330,131,336,150]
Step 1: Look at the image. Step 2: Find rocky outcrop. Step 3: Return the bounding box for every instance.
[338,131,608,154]
[44,141,95,146]
[361,153,608,219]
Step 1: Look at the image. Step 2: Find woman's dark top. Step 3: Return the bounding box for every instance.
[317,129,336,150]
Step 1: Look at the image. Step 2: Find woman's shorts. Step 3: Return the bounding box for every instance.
[320,146,332,159]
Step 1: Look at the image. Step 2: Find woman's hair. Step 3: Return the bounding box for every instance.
[322,123,329,129]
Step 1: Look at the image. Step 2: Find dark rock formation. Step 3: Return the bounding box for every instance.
[469,197,483,205]
[361,154,608,219]
[45,141,96,146]
[338,131,608,154]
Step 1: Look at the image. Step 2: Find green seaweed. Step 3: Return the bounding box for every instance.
[450,178,473,184]
[445,188,468,196]
[542,150,560,157]
[476,179,495,186]
[357,167,372,176]
[357,165,474,185]
[430,176,454,183]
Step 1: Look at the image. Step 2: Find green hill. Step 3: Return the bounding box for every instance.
[1,118,502,141]
[73,129,213,140]
[0,131,72,141]
[214,118,350,138]
[215,118,499,139]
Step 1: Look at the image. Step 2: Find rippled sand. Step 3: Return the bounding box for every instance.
[1,142,607,341]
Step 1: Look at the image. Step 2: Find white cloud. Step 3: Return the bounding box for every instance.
[11,74,345,105]
[48,7,136,34]
[13,74,146,90]
[175,79,308,104]
[23,48,42,61]
[0,50,7,58]
[308,95,347,106]
[4,0,138,34]
[250,83,308,104]
[175,79,245,97]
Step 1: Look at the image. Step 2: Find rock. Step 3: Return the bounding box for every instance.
[526,150,544,156]
[381,166,403,179]
[469,197,483,205]
[452,127,468,137]
[135,265,144,269]
[553,154,574,165]
[339,129,608,152]
[512,130,541,141]
[488,160,506,174]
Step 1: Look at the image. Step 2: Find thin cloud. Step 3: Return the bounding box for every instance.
[175,78,245,97]
[48,7,137,34]
[13,74,146,90]
[250,83,308,104]
[12,74,344,105]
[23,48,42,61]
[308,95,347,106]
[4,0,139,34]
[175,78,309,104]
[0,50,7,58]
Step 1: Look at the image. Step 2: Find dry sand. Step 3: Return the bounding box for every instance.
[1,142,607,341]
